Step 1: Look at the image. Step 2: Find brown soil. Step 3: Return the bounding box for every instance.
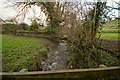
[98,39,120,52]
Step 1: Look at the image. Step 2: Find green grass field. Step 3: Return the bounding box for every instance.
[2,34,47,72]
[100,33,118,40]
[99,19,119,40]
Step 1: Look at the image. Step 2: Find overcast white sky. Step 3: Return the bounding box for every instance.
[0,0,119,25]
[0,0,47,25]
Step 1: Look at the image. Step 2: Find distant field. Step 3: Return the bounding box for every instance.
[2,34,47,72]
[102,29,119,33]
[100,33,118,40]
[99,19,119,40]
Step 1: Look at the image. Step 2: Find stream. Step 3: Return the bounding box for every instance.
[41,40,69,71]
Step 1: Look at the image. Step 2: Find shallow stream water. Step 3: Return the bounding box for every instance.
[41,40,69,71]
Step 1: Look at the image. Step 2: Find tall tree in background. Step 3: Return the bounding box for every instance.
[88,1,107,47]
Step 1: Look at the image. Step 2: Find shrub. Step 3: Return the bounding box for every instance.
[2,23,19,34]
[29,20,39,31]
[19,23,29,30]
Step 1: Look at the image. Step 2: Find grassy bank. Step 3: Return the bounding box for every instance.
[2,34,47,72]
